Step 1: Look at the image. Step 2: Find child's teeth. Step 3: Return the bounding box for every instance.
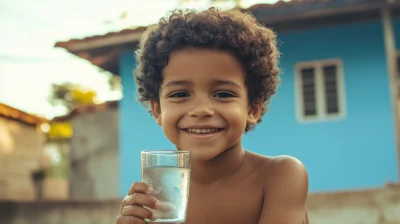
[187,128,219,133]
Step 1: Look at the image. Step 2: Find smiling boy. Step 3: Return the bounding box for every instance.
[117,8,309,224]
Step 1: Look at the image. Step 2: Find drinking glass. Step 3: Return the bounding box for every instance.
[141,150,191,223]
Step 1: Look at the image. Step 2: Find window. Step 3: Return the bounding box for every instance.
[295,59,346,122]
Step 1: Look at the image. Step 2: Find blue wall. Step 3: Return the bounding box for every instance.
[119,19,398,195]
[119,52,175,196]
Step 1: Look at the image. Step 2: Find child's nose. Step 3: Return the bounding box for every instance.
[187,101,215,118]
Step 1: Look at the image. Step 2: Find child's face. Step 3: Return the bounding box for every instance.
[151,48,260,161]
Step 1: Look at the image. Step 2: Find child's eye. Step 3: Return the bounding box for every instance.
[214,91,236,98]
[168,91,190,98]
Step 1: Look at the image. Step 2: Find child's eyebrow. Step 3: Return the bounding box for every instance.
[162,80,191,89]
[162,80,242,90]
[214,80,242,89]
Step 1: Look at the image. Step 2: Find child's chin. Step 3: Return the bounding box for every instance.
[188,149,225,161]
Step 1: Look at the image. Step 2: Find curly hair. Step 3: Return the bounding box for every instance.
[135,7,280,132]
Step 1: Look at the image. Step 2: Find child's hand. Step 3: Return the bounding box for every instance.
[116,182,157,224]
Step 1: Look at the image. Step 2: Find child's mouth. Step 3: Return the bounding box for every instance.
[183,128,223,134]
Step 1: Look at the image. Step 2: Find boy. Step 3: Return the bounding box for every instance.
[117,7,308,224]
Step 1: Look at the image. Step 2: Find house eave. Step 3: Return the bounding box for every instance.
[54,0,400,75]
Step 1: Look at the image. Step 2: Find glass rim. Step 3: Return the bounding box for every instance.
[141,150,190,155]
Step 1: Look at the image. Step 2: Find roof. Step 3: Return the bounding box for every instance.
[54,0,400,75]
[0,103,48,127]
[55,26,147,53]
[52,100,119,122]
[248,0,382,20]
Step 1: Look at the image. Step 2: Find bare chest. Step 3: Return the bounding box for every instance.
[183,181,264,224]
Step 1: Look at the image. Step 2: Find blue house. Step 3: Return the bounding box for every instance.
[56,0,400,196]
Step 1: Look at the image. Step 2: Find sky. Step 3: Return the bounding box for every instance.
[0,0,278,119]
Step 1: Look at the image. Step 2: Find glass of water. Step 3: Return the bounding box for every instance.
[141,150,191,223]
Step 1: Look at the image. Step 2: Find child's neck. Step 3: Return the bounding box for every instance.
[190,143,246,185]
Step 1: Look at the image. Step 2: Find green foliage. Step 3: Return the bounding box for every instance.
[48,82,98,111]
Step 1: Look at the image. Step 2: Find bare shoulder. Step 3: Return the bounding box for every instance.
[245,151,307,173]
[268,155,308,174]
[264,155,309,205]
[245,152,308,193]
[245,152,309,223]
[267,155,308,187]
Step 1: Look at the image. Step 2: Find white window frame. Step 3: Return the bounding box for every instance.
[294,58,347,123]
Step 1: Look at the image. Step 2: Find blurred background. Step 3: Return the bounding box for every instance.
[1,0,400,223]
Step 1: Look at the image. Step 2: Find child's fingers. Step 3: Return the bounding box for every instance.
[122,193,157,209]
[116,214,147,224]
[121,205,155,220]
[128,182,153,195]
[151,201,178,220]
[119,182,178,223]
[155,201,176,212]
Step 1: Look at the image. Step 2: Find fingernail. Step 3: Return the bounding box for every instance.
[151,213,157,221]
[147,187,153,194]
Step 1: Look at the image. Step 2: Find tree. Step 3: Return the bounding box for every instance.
[103,72,122,92]
[48,82,98,111]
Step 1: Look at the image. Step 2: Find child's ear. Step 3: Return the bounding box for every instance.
[247,103,263,126]
[150,100,162,126]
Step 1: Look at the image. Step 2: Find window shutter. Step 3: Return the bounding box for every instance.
[323,65,339,114]
[301,68,317,116]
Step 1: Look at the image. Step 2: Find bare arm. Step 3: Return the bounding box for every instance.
[258,156,309,224]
